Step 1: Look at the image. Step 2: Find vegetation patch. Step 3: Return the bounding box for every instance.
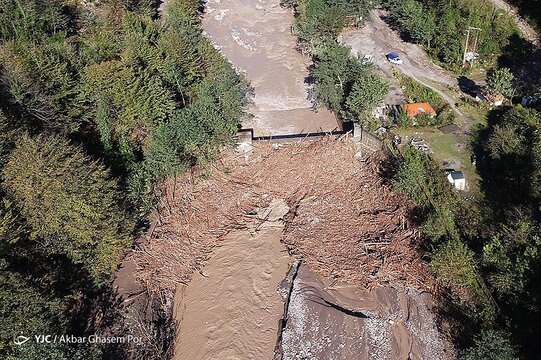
[0,0,249,358]
[394,72,455,127]
[384,0,521,71]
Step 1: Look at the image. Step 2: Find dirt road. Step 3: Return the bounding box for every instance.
[202,0,339,136]
[342,10,470,122]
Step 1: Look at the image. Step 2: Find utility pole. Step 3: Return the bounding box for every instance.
[463,28,471,66]
[463,26,482,66]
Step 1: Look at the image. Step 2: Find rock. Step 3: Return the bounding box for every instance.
[257,198,289,222]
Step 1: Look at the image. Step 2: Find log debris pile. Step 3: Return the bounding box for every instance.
[130,138,434,294]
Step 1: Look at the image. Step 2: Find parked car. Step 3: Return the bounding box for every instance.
[386,52,403,65]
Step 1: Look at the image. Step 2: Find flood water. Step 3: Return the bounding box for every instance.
[173,202,291,359]
[173,2,341,358]
[202,0,339,136]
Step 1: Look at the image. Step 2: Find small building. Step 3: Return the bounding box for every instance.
[475,89,504,106]
[522,95,540,108]
[402,103,437,118]
[447,170,466,191]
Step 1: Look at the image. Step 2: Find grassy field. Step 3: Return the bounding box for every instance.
[393,127,481,194]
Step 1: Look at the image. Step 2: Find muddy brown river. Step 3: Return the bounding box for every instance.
[173,4,339,355]
[202,0,339,136]
[173,200,291,359]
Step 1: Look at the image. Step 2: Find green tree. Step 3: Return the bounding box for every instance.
[410,12,437,48]
[385,0,520,69]
[486,67,515,98]
[431,239,496,322]
[393,146,460,241]
[345,72,388,124]
[312,43,362,112]
[0,40,81,132]
[462,329,517,360]
[3,134,134,283]
[0,0,71,42]
[0,259,64,357]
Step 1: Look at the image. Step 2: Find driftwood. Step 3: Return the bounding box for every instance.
[130,138,435,295]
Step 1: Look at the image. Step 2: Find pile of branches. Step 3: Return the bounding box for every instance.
[130,137,435,295]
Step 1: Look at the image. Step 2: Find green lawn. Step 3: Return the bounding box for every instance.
[393,127,481,194]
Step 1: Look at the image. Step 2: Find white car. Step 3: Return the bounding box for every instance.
[386,52,403,65]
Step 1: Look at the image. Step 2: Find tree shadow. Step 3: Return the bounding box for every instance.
[379,13,413,44]
[457,76,479,97]
[498,34,541,93]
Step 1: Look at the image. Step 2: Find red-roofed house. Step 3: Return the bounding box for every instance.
[402,103,437,118]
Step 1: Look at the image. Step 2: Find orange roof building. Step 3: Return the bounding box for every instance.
[402,103,437,118]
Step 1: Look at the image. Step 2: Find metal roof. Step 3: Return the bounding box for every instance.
[449,171,465,180]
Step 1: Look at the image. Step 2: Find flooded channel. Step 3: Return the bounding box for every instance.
[202,0,339,136]
[173,201,291,360]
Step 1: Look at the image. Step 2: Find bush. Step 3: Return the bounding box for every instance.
[393,146,461,241]
[462,329,517,360]
[431,240,496,322]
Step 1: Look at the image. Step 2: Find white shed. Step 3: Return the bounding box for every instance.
[447,171,466,191]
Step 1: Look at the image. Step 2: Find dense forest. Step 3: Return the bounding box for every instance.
[0,0,248,358]
[507,0,541,31]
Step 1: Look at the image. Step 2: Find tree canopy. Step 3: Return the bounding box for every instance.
[0,0,249,358]
[486,67,515,97]
[3,134,134,283]
[385,0,521,69]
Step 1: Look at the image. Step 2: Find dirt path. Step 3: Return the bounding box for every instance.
[173,200,291,360]
[202,0,339,136]
[342,10,475,127]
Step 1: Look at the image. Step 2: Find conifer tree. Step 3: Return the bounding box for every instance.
[3,134,134,283]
